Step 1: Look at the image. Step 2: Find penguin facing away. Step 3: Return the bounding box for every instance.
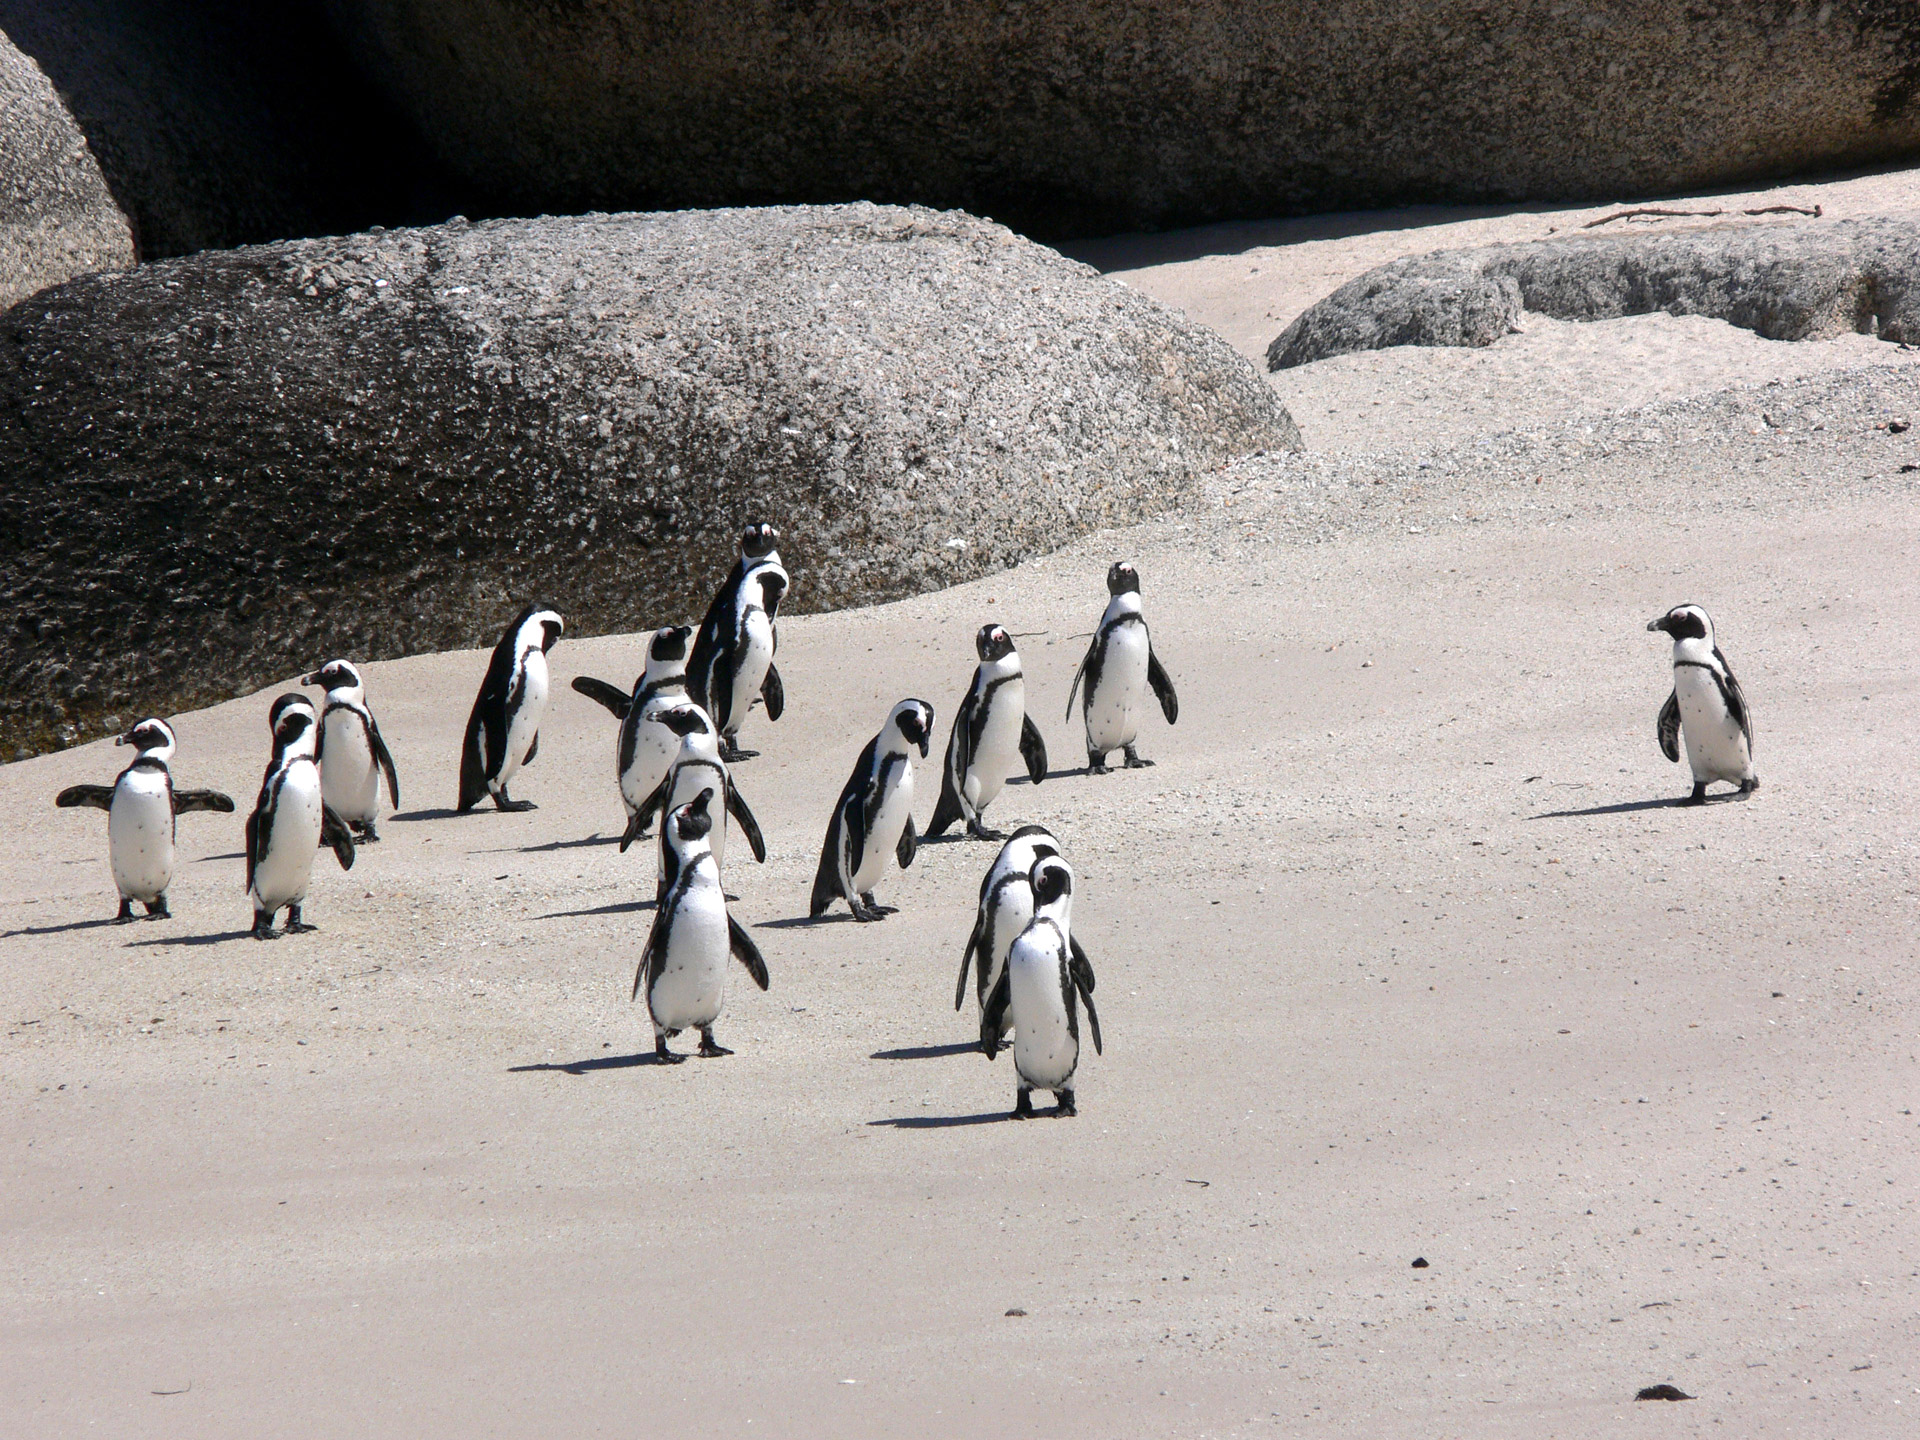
[458,606,564,812]
[954,824,1094,1056]
[809,699,934,921]
[1066,561,1178,773]
[54,718,235,921]
[631,705,767,878]
[303,659,400,840]
[1648,603,1758,805]
[687,521,788,763]
[571,623,696,831]
[926,624,1048,842]
[247,705,355,939]
[1005,854,1101,1118]
[634,789,771,1062]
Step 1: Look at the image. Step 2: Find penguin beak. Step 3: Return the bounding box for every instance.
[115,732,133,747]
[302,670,322,686]
[1647,617,1667,634]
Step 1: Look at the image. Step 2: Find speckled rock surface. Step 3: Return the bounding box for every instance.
[0,202,1297,759]
[0,27,132,310]
[1269,216,1920,369]
[326,0,1920,237]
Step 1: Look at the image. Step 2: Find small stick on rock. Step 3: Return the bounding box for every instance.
[1581,203,1820,229]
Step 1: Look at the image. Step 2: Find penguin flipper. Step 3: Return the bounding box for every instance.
[173,789,236,814]
[1069,935,1101,1055]
[896,813,917,870]
[980,971,1011,1058]
[1019,714,1049,785]
[1064,638,1094,722]
[761,662,784,721]
[625,780,667,852]
[1713,648,1753,752]
[244,806,261,892]
[523,731,539,767]
[619,808,650,855]
[634,904,673,1000]
[55,785,116,810]
[320,805,357,871]
[1657,689,1681,763]
[809,805,845,916]
[727,781,768,863]
[1147,647,1179,725]
[927,772,963,838]
[955,914,984,1011]
[728,914,771,990]
[570,676,632,719]
[457,703,489,811]
[367,714,401,808]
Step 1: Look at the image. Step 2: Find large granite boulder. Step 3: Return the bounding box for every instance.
[0,202,1297,759]
[1268,216,1920,369]
[0,27,132,310]
[325,1,1920,237]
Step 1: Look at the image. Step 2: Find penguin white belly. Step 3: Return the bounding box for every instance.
[966,682,1025,811]
[649,884,730,1032]
[662,760,731,876]
[498,652,549,788]
[252,767,324,909]
[1086,624,1150,751]
[725,609,774,733]
[981,885,1034,1036]
[848,769,913,894]
[622,701,690,814]
[320,711,380,823]
[1674,667,1751,782]
[1008,934,1077,1089]
[108,773,174,902]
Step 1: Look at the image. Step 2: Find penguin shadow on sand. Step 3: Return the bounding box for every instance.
[508,1050,676,1075]
[386,807,474,823]
[3,915,129,939]
[475,833,622,855]
[868,1110,1018,1128]
[535,898,657,921]
[125,928,260,947]
[1529,792,1749,820]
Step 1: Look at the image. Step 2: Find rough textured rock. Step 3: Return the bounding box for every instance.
[0,0,457,261]
[1269,217,1920,369]
[325,1,1920,238]
[0,202,1297,760]
[0,27,132,310]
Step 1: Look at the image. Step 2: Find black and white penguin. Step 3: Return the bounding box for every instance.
[1649,603,1759,805]
[630,705,767,877]
[247,705,356,939]
[55,718,234,921]
[953,824,1094,1055]
[267,693,319,765]
[1005,854,1101,1118]
[303,659,400,840]
[926,624,1048,841]
[1066,561,1179,772]
[633,789,771,1062]
[571,624,697,834]
[687,521,788,762]
[809,699,934,921]
[458,606,564,812]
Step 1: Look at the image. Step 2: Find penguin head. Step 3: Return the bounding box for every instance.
[1030,855,1074,909]
[118,718,176,761]
[671,788,716,844]
[889,698,935,758]
[975,624,1014,662]
[1648,604,1712,643]
[302,659,363,696]
[268,693,316,735]
[741,521,780,559]
[271,705,316,759]
[649,625,692,664]
[662,706,712,739]
[1106,561,1140,596]
[537,612,565,653]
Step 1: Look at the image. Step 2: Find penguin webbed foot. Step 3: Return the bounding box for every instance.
[697,1029,734,1058]
[283,905,317,934]
[720,742,758,762]
[1054,1091,1077,1117]
[654,1035,687,1064]
[1739,775,1760,797]
[251,912,280,940]
[493,796,538,813]
[1122,746,1153,770]
[1012,1088,1035,1120]
[144,898,171,920]
[352,822,380,843]
[966,820,1006,842]
[1682,782,1708,807]
[115,898,137,924]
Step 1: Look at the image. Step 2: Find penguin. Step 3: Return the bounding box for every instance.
[267,692,319,763]
[303,659,400,840]
[1648,603,1758,805]
[458,606,564,812]
[1004,854,1101,1118]
[926,624,1048,841]
[54,718,235,921]
[952,824,1094,1055]
[571,624,697,833]
[634,789,771,1062]
[809,699,934,921]
[687,521,788,762]
[247,704,356,938]
[630,705,767,878]
[1065,561,1179,772]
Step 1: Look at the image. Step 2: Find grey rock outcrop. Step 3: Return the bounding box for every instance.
[1269,217,1920,369]
[0,203,1297,759]
[326,1,1920,238]
[0,28,133,310]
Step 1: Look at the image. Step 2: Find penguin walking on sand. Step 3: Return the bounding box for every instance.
[688,522,788,762]
[55,718,234,922]
[1066,561,1179,772]
[1648,603,1758,805]
[1005,854,1101,1118]
[572,624,696,833]
[635,789,771,1062]
[809,699,934,921]
[954,824,1094,1054]
[926,624,1048,841]
[247,703,356,938]
[303,660,400,840]
[632,706,767,878]
[458,606,564,812]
